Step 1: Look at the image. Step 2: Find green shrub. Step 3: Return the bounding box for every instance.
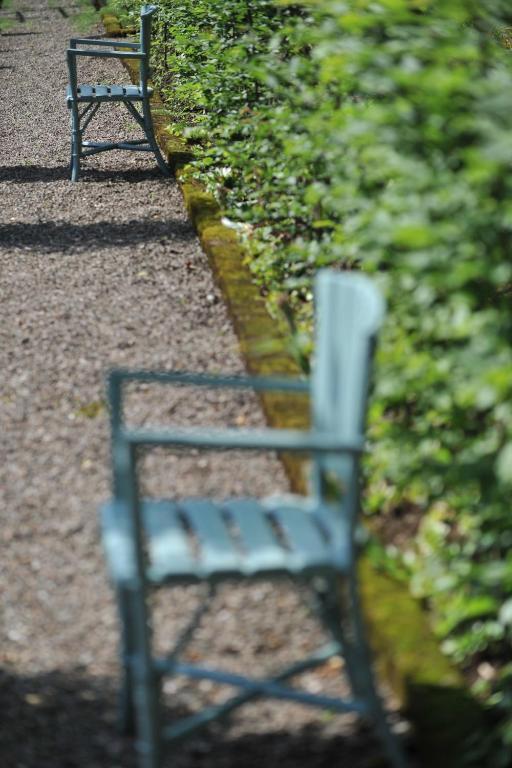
[109,0,512,759]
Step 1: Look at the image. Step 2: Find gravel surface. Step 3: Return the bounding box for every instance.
[0,2,407,766]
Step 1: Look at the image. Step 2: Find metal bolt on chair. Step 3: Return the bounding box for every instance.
[66,4,169,181]
[100,270,409,768]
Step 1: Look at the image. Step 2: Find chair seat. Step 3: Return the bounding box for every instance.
[66,84,152,103]
[101,496,350,586]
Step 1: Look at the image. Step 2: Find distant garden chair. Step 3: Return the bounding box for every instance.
[66,4,169,181]
[100,270,408,768]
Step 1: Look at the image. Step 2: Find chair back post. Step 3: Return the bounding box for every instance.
[311,271,385,524]
[108,372,147,586]
[108,371,124,498]
[139,4,157,95]
[66,47,78,101]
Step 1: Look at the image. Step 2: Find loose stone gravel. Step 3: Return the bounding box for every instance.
[0,2,405,766]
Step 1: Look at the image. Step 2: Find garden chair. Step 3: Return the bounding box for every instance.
[100,270,408,768]
[66,4,169,181]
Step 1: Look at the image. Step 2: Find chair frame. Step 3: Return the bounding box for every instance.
[102,273,408,768]
[66,4,169,181]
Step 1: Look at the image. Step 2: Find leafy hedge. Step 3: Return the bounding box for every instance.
[108,0,512,759]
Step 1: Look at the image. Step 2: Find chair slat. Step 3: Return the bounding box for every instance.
[68,84,147,102]
[271,504,329,571]
[93,85,109,99]
[108,85,126,98]
[101,501,137,583]
[77,85,94,99]
[222,499,285,574]
[180,499,241,575]
[143,500,196,580]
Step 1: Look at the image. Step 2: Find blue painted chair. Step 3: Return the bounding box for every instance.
[100,270,408,768]
[66,4,169,181]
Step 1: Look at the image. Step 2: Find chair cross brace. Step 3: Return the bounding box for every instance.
[125,100,147,130]
[82,140,154,157]
[80,100,156,156]
[78,102,100,130]
[152,642,367,743]
[163,585,216,666]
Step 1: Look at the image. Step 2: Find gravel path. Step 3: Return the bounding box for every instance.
[0,3,402,766]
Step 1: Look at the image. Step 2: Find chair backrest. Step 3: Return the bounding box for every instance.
[139,4,158,92]
[311,270,385,506]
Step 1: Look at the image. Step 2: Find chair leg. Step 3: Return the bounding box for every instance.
[69,105,81,182]
[142,98,170,177]
[314,579,367,699]
[319,576,409,768]
[117,587,136,736]
[129,587,163,768]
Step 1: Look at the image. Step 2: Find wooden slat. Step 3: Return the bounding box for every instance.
[72,84,145,102]
[77,85,94,99]
[100,501,137,583]
[180,499,241,576]
[271,504,329,572]
[142,500,196,582]
[125,85,143,99]
[93,85,109,99]
[108,85,125,99]
[313,502,351,570]
[102,495,340,585]
[222,499,285,574]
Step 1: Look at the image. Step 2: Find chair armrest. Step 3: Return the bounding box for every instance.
[69,37,140,49]
[67,48,146,60]
[108,370,310,440]
[109,368,309,394]
[122,426,364,455]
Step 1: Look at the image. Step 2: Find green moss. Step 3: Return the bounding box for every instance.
[119,55,139,80]
[162,139,195,173]
[359,558,487,766]
[359,559,460,693]
[181,184,221,229]
[101,14,123,36]
[76,400,105,419]
[100,8,136,36]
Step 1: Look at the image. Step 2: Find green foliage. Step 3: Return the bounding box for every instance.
[0,18,14,31]
[0,0,15,32]
[108,0,512,759]
[72,0,103,33]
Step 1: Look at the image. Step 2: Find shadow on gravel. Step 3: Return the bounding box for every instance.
[0,219,194,252]
[0,667,135,768]
[0,165,169,184]
[0,667,381,768]
[0,30,41,36]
